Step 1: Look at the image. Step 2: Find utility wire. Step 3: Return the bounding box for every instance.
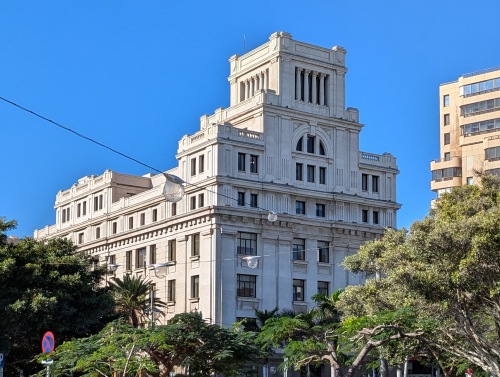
[0,95,274,214]
[0,95,163,174]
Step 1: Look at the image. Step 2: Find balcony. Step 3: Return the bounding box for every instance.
[430,156,462,171]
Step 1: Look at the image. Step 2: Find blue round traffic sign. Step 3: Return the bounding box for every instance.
[41,331,55,353]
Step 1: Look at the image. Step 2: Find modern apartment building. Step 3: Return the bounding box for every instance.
[35,32,400,331]
[431,67,500,196]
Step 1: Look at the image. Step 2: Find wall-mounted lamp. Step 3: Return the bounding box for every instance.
[241,256,261,269]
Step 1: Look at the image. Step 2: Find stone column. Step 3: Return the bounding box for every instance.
[304,70,310,103]
[263,70,268,91]
[311,71,317,105]
[319,73,325,106]
[246,80,250,100]
[295,68,301,100]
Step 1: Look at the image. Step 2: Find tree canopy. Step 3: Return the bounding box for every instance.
[0,217,115,376]
[340,175,500,376]
[46,312,265,377]
[257,291,424,377]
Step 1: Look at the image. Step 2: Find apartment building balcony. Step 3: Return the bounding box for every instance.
[430,156,462,192]
[484,157,500,172]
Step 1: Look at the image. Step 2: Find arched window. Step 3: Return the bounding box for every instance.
[319,141,326,156]
[296,136,303,151]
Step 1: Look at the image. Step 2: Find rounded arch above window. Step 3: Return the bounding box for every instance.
[295,134,327,156]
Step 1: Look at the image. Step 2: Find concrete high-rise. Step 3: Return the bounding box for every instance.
[431,68,500,196]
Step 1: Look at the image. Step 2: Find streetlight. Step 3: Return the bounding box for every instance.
[149,262,175,328]
[241,255,261,269]
[162,173,185,202]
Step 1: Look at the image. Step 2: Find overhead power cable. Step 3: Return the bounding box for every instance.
[0,95,276,215]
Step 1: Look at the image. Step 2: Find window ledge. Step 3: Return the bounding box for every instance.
[189,298,200,303]
[166,301,175,306]
[190,255,200,261]
[292,260,308,265]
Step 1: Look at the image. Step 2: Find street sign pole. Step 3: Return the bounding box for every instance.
[0,352,4,377]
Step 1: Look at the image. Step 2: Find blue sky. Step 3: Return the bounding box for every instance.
[2,1,500,237]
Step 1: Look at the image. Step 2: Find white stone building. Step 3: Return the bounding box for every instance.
[35,32,400,330]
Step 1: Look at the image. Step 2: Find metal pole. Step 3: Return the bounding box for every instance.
[150,285,155,329]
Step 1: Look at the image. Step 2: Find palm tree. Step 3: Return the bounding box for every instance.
[108,274,166,328]
[311,289,343,325]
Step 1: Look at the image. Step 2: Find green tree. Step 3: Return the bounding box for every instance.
[108,274,166,328]
[257,293,423,377]
[0,217,115,376]
[47,312,265,377]
[341,174,500,376]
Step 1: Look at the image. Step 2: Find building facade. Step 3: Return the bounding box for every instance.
[35,32,400,331]
[431,67,500,196]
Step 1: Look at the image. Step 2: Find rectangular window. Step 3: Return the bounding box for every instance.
[250,155,258,173]
[307,135,315,153]
[198,193,204,207]
[191,275,199,298]
[372,176,379,193]
[318,241,329,263]
[444,133,450,145]
[319,167,326,184]
[128,217,134,230]
[149,244,157,265]
[318,281,329,296]
[126,250,132,271]
[292,238,306,261]
[237,274,256,297]
[444,113,450,125]
[199,154,205,173]
[307,165,315,183]
[237,232,257,255]
[293,279,305,301]
[168,239,176,262]
[316,203,326,217]
[83,201,87,216]
[373,211,379,225]
[167,279,176,302]
[444,152,451,161]
[296,163,303,181]
[467,177,474,185]
[77,203,81,218]
[112,222,117,234]
[94,194,103,211]
[172,203,177,216]
[191,233,200,257]
[443,94,450,107]
[250,193,258,208]
[152,208,158,222]
[191,158,197,176]
[296,200,305,215]
[362,174,368,191]
[238,192,245,206]
[140,213,145,226]
[362,209,368,223]
[238,153,246,171]
[95,227,100,239]
[190,196,196,210]
[136,247,146,269]
[78,232,84,244]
